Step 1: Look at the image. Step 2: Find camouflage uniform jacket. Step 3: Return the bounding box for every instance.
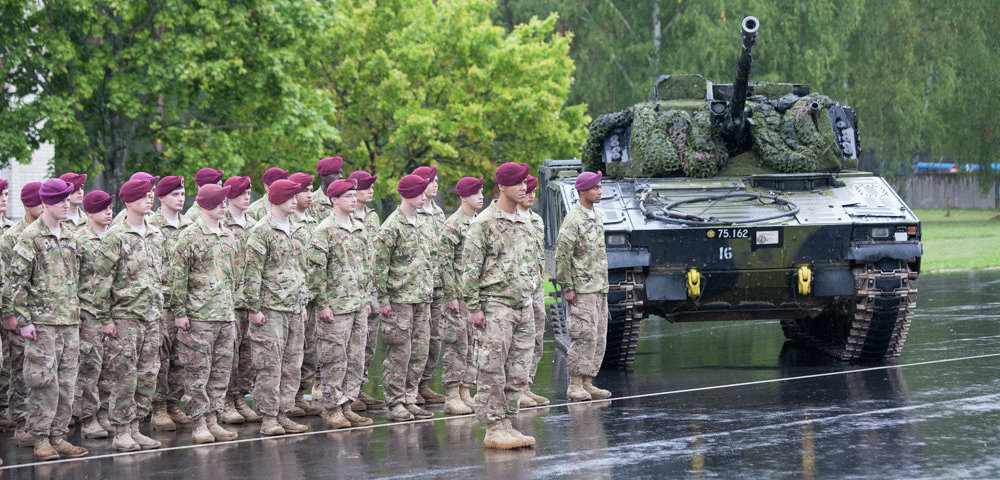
[224,209,253,309]
[0,215,16,236]
[74,225,106,319]
[308,214,371,314]
[440,208,475,302]
[167,219,238,322]
[242,215,308,314]
[92,219,166,322]
[148,210,193,296]
[61,210,87,233]
[527,209,545,289]
[290,211,318,300]
[0,219,30,317]
[182,203,203,223]
[245,196,271,223]
[555,203,609,294]
[460,202,535,312]
[307,188,332,220]
[6,221,80,327]
[417,201,446,288]
[375,207,434,306]
[353,205,381,296]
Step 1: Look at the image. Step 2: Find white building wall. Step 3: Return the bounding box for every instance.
[2,141,54,219]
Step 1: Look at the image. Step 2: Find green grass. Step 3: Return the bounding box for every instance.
[914,208,1000,271]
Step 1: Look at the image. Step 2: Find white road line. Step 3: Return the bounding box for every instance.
[4,351,999,471]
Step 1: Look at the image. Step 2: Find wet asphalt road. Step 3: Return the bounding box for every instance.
[2,270,999,478]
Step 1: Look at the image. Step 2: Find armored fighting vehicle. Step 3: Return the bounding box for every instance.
[540,16,921,368]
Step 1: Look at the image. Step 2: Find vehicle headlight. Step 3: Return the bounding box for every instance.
[871,227,890,239]
[606,233,628,246]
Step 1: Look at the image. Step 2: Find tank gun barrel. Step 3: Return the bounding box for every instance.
[723,16,759,152]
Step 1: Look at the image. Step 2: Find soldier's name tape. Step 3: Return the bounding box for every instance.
[3,351,999,471]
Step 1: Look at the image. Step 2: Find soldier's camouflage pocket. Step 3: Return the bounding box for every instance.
[23,339,57,389]
[176,328,209,369]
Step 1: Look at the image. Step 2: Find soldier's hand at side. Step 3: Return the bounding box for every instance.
[19,324,36,340]
[379,305,392,318]
[318,308,334,323]
[175,316,190,331]
[469,310,486,328]
[249,311,265,325]
[2,316,18,332]
[364,304,372,316]
[565,290,577,305]
[446,300,460,313]
[101,321,117,338]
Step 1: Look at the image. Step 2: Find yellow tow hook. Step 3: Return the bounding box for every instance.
[686,268,701,299]
[797,264,813,296]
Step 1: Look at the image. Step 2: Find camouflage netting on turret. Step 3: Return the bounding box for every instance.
[581,108,633,173]
[749,95,846,172]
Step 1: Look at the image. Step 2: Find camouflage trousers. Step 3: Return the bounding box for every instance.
[178,321,236,419]
[104,318,161,426]
[24,324,79,437]
[420,288,444,384]
[228,308,254,396]
[3,330,27,423]
[567,293,609,377]
[249,308,304,417]
[473,297,535,425]
[74,312,108,418]
[317,309,368,409]
[154,315,184,405]
[380,302,430,407]
[0,330,9,408]
[299,305,317,395]
[441,300,475,388]
[529,285,546,384]
[362,294,380,387]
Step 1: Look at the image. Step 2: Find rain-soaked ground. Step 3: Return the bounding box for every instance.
[2,270,999,478]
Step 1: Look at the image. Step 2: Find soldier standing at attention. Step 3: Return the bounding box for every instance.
[307,179,375,429]
[7,178,88,460]
[58,172,88,232]
[375,174,434,422]
[517,175,550,407]
[288,172,322,417]
[183,168,225,222]
[92,179,165,452]
[347,170,386,412]
[0,178,19,433]
[111,172,159,226]
[1,181,44,448]
[73,190,115,440]
[169,184,240,444]
[556,171,612,402]
[440,176,484,415]
[245,167,290,223]
[411,166,447,405]
[461,162,537,450]
[219,176,263,424]
[148,175,194,431]
[242,179,311,436]
[0,178,14,235]
[307,156,344,220]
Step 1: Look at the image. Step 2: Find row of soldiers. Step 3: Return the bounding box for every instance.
[0,157,611,460]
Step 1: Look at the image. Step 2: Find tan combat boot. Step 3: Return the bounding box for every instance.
[524,388,550,406]
[207,412,238,441]
[418,382,446,404]
[32,435,60,461]
[151,401,176,431]
[51,436,89,458]
[359,391,386,409]
[582,376,612,400]
[518,391,538,408]
[81,415,109,439]
[482,421,520,450]
[405,403,434,420]
[342,404,373,427]
[130,419,162,449]
[444,386,473,415]
[97,408,112,432]
[15,424,35,447]
[192,416,215,444]
[324,408,351,429]
[112,425,141,452]
[219,396,245,424]
[502,418,536,448]
[294,392,322,416]
[166,403,192,426]
[0,410,17,431]
[278,413,309,433]
[387,404,414,422]
[351,398,367,412]
[260,415,286,436]
[566,375,592,402]
[234,395,262,423]
[460,386,476,409]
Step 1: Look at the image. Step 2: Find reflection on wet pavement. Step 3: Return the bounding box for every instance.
[2,271,999,478]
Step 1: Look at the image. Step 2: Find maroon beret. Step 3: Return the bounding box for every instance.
[397,174,430,199]
[20,182,42,207]
[262,167,289,187]
[195,167,224,187]
[83,190,114,214]
[39,179,75,205]
[59,172,87,192]
[494,162,529,187]
[224,176,252,198]
[455,177,484,197]
[119,179,154,203]
[412,166,438,182]
[574,171,603,191]
[289,172,315,192]
[316,157,344,176]
[196,184,231,210]
[156,176,184,197]
[268,179,300,205]
[525,175,538,194]
[326,179,357,198]
[0,178,8,194]
[348,170,377,190]
[130,172,160,186]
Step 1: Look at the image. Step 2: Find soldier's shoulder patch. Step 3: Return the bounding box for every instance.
[13,242,34,262]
